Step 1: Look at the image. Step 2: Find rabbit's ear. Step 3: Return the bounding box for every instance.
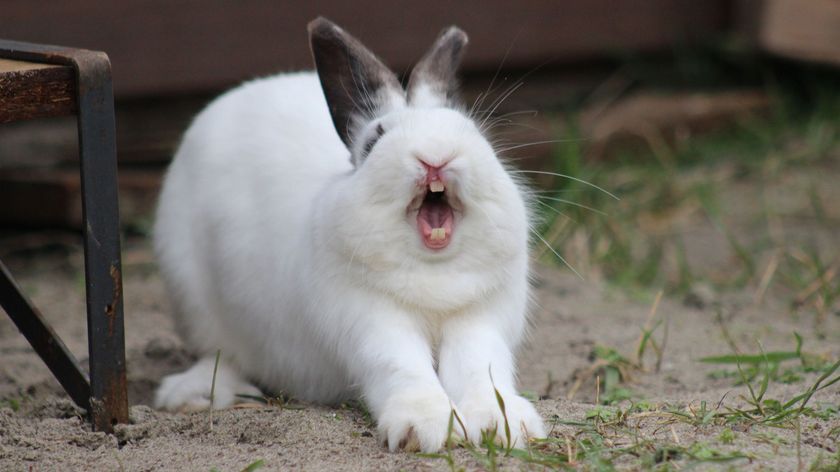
[406,26,468,108]
[308,17,405,148]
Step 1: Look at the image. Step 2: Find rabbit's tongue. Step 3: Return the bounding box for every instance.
[417,198,454,250]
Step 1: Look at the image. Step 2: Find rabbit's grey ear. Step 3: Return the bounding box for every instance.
[406,26,469,107]
[308,17,404,148]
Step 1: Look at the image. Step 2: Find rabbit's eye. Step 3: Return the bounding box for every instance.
[361,123,385,159]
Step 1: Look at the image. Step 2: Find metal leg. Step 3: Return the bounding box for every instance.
[75,51,129,432]
[0,262,92,411]
[0,40,129,432]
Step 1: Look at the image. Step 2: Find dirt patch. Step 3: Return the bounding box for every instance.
[1,241,837,470]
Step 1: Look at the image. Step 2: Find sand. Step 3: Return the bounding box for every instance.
[1,237,837,471]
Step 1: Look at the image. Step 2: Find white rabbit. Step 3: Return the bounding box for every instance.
[153,17,545,452]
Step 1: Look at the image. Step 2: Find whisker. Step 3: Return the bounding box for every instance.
[500,156,540,163]
[533,200,579,225]
[470,36,518,121]
[480,82,525,129]
[481,110,539,131]
[486,121,546,135]
[510,170,620,201]
[530,228,583,280]
[478,55,557,124]
[476,80,524,125]
[534,200,571,218]
[481,118,513,130]
[495,138,581,153]
[486,36,516,97]
[482,75,527,115]
[534,196,608,216]
[529,188,591,194]
[473,50,558,128]
[493,109,539,120]
[469,91,486,120]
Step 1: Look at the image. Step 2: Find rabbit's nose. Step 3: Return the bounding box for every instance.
[418,158,452,187]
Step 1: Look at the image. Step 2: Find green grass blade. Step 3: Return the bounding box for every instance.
[493,384,512,452]
[699,352,800,364]
[239,459,265,472]
[208,349,222,431]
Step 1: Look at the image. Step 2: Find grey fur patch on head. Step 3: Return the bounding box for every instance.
[406,26,469,107]
[308,17,404,149]
[308,18,469,159]
[361,123,385,159]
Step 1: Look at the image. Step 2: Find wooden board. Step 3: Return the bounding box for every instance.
[0,65,616,169]
[0,169,161,229]
[0,89,772,229]
[580,90,771,158]
[0,58,56,73]
[757,0,840,66]
[0,58,75,123]
[0,0,728,97]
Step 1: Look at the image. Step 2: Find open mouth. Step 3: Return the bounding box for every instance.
[414,180,454,250]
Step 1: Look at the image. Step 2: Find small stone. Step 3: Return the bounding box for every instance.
[128,405,154,424]
[143,337,179,359]
[683,283,716,309]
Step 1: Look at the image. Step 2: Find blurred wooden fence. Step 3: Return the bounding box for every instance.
[1,0,728,97]
[2,0,839,229]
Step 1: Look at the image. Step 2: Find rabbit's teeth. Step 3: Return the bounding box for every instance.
[429,181,445,193]
[430,228,446,240]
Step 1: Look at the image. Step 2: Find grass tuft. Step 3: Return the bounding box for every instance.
[208,349,221,432]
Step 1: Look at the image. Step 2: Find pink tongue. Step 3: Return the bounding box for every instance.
[417,200,454,249]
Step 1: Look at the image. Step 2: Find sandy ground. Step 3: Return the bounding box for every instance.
[1,233,838,470]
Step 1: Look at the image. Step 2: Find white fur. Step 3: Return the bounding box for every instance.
[153,71,545,451]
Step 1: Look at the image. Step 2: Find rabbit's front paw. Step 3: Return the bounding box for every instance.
[155,358,262,412]
[377,389,457,453]
[458,391,545,448]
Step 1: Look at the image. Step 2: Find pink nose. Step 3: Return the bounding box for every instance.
[419,159,448,185]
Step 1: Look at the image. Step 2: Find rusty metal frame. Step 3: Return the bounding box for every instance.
[0,40,128,432]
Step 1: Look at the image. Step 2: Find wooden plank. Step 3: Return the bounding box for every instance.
[0,58,75,123]
[757,0,840,66]
[0,58,56,73]
[580,90,771,158]
[0,66,613,169]
[0,169,80,227]
[0,90,772,229]
[0,0,728,97]
[486,90,771,170]
[0,169,161,229]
